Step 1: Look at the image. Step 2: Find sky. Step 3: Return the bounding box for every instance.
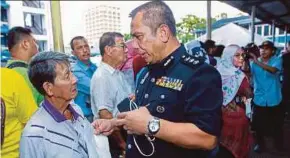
[60,1,247,46]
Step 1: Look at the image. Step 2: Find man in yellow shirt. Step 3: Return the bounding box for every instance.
[1,68,38,158]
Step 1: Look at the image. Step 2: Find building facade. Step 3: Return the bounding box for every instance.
[84,4,121,46]
[1,0,53,55]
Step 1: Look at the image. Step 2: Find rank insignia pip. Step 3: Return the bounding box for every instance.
[155,76,183,91]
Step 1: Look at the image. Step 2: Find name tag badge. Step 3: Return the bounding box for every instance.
[155,76,183,91]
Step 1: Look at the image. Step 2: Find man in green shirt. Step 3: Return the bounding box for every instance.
[6,27,43,105]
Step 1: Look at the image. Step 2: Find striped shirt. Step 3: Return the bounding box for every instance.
[20,100,99,158]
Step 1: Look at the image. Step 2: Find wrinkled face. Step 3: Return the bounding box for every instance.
[46,63,78,102]
[131,12,164,64]
[109,36,128,66]
[72,39,91,63]
[260,47,274,59]
[232,48,245,67]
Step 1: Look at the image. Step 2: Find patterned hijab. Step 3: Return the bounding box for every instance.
[217,45,245,106]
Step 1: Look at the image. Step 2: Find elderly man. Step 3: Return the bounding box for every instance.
[91,32,134,158]
[71,36,97,122]
[19,51,98,158]
[6,26,43,105]
[93,1,223,158]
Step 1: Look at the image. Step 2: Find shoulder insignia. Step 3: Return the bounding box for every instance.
[180,54,204,68]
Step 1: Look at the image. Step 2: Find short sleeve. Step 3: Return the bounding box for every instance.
[271,56,282,72]
[16,76,38,124]
[183,65,223,136]
[91,75,115,116]
[20,136,45,158]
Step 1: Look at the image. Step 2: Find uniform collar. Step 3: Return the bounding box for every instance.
[148,44,186,71]
[42,99,81,123]
[100,61,117,74]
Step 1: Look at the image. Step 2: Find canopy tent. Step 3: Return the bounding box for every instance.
[196,23,283,47]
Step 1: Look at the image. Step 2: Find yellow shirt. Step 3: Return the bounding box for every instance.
[1,68,38,158]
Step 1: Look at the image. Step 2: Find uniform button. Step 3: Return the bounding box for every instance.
[136,90,139,94]
[144,94,149,99]
[151,78,155,82]
[160,95,165,99]
[128,144,132,149]
[156,106,165,113]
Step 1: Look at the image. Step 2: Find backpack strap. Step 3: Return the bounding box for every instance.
[7,62,28,69]
[1,97,6,148]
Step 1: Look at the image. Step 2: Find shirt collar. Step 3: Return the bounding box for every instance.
[6,59,28,66]
[76,59,96,71]
[42,99,81,123]
[100,61,116,74]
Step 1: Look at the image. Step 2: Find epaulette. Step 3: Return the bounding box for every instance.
[180,53,204,68]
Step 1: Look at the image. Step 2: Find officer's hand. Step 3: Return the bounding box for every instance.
[92,119,116,136]
[116,107,153,135]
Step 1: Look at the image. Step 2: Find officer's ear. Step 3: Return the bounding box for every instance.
[157,24,170,43]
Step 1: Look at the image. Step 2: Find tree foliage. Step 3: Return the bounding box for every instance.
[176,14,216,43]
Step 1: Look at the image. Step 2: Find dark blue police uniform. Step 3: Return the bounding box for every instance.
[126,45,223,158]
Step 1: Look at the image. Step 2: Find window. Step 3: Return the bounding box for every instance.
[24,13,46,35]
[23,0,44,9]
[257,26,262,35]
[1,8,8,22]
[279,28,285,35]
[264,25,269,36]
[36,40,47,52]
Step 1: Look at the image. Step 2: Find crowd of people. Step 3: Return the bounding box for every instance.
[1,1,289,158]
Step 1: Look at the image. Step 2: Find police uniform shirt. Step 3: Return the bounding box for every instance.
[126,45,223,158]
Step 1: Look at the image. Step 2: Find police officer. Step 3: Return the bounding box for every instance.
[92,1,223,158]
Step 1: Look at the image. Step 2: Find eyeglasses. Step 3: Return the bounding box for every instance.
[112,43,127,50]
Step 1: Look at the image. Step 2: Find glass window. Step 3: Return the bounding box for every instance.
[257,26,262,35]
[279,28,285,35]
[264,25,269,36]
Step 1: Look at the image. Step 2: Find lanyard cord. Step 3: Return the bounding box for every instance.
[129,99,155,157]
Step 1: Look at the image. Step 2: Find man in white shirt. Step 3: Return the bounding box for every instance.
[90,32,133,158]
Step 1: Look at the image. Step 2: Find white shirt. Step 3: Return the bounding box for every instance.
[90,62,133,119]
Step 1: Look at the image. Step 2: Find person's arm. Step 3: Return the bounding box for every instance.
[20,136,45,158]
[16,75,38,124]
[91,77,126,150]
[253,60,279,74]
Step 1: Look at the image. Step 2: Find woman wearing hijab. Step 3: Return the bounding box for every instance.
[216,45,253,158]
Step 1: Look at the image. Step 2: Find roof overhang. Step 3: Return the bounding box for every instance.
[219,0,290,33]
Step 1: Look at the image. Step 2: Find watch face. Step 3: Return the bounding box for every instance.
[149,121,159,132]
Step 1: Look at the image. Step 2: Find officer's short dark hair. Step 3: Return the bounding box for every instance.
[7,26,32,51]
[99,32,124,56]
[204,40,216,53]
[70,36,86,50]
[28,51,70,95]
[129,1,176,36]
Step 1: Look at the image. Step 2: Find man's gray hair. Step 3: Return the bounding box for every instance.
[129,1,176,36]
[28,51,70,95]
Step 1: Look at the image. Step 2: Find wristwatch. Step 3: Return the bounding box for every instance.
[147,117,160,136]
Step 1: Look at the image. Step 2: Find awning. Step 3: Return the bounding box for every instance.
[1,24,9,34]
[220,0,290,33]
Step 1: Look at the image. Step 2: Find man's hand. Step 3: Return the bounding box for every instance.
[92,119,116,136]
[116,107,153,135]
[249,52,258,62]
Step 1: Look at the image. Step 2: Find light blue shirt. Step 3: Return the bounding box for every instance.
[251,56,282,107]
[20,100,99,158]
[90,62,134,119]
[72,59,97,116]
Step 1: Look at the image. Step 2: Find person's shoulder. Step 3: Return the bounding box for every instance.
[21,108,47,137]
[178,53,220,76]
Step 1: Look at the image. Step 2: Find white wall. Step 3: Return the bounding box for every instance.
[6,1,53,51]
